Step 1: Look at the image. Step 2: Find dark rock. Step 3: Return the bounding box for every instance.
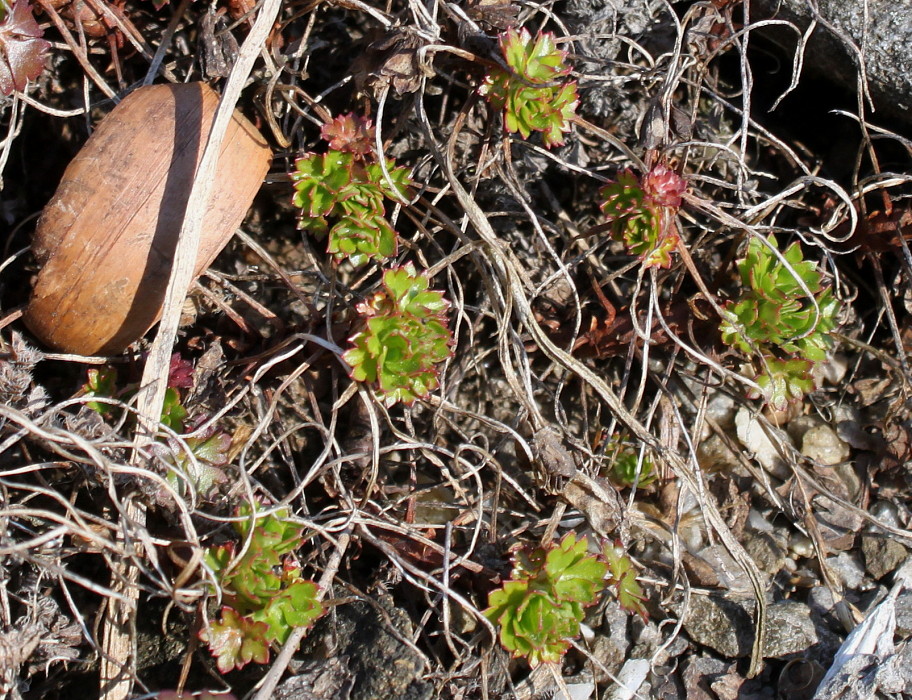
[743,529,789,576]
[684,595,755,658]
[752,0,912,126]
[766,601,838,659]
[682,656,740,700]
[591,603,633,682]
[274,657,352,700]
[892,590,912,638]
[288,598,433,700]
[684,596,837,660]
[861,534,908,580]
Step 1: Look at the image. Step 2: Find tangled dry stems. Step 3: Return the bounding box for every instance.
[2,0,912,696]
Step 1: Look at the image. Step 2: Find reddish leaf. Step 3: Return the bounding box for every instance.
[168,352,195,389]
[641,163,687,208]
[199,607,270,673]
[320,113,376,157]
[0,0,49,95]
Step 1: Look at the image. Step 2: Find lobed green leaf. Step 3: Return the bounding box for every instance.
[480,28,578,148]
[343,264,452,405]
[721,233,840,407]
[200,607,270,673]
[253,579,323,644]
[545,533,608,604]
[602,543,648,619]
[485,533,616,667]
[747,356,817,411]
[600,167,682,269]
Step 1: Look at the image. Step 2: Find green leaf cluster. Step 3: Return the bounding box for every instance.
[80,356,234,501]
[320,112,375,156]
[159,387,187,431]
[291,149,412,266]
[82,353,193,431]
[199,607,270,674]
[165,429,232,499]
[480,28,579,148]
[83,372,189,434]
[599,169,681,269]
[721,235,839,359]
[744,356,816,411]
[484,533,608,667]
[719,235,840,409]
[602,543,647,619]
[607,442,656,489]
[83,366,118,415]
[343,263,453,406]
[200,504,324,673]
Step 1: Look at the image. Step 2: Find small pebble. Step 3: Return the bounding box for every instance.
[801,424,850,466]
[869,500,901,529]
[735,407,792,479]
[827,552,865,589]
[790,533,815,559]
[861,534,908,580]
[820,353,849,385]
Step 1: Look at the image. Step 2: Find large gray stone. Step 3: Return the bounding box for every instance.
[683,596,837,660]
[289,598,433,700]
[753,0,912,125]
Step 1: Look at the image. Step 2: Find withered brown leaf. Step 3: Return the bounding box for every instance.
[355,27,433,97]
[0,0,49,95]
[465,0,519,30]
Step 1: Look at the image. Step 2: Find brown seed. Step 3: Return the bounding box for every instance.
[24,82,272,355]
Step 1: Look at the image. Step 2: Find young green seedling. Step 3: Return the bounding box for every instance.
[291,113,413,266]
[484,533,647,667]
[600,164,687,269]
[485,533,607,666]
[200,503,323,673]
[607,443,656,489]
[80,353,234,498]
[82,353,192,430]
[480,27,579,148]
[602,542,648,620]
[343,263,453,406]
[720,234,840,409]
